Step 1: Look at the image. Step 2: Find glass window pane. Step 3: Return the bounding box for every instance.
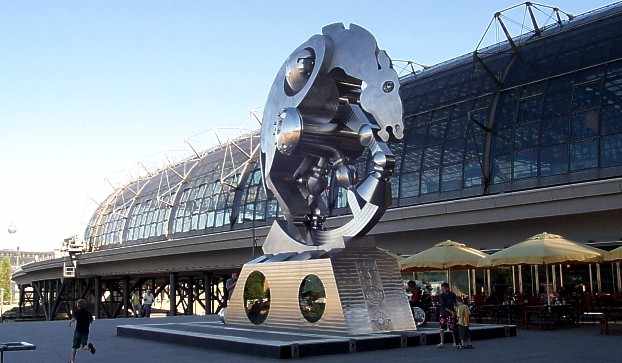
[198,213,207,229]
[207,211,215,228]
[442,140,464,165]
[601,133,622,167]
[493,154,511,184]
[513,148,538,179]
[517,94,543,123]
[267,199,278,219]
[601,105,622,135]
[423,146,442,169]
[399,172,420,198]
[540,144,569,176]
[390,177,399,199]
[406,125,427,147]
[215,211,224,227]
[541,117,569,145]
[427,120,447,145]
[515,123,539,149]
[570,139,598,171]
[494,127,513,154]
[255,200,266,221]
[463,159,482,187]
[421,169,439,194]
[336,188,348,208]
[572,80,602,110]
[602,74,622,107]
[571,110,599,140]
[441,164,462,191]
[402,148,422,172]
[445,117,466,139]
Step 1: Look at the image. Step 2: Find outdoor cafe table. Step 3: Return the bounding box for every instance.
[523,304,577,329]
[475,304,524,325]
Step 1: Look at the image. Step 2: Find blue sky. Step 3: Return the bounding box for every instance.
[0,0,612,251]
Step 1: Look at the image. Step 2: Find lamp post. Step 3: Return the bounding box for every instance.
[7,224,18,306]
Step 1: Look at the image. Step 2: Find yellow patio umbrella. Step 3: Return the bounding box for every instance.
[401,240,488,295]
[604,246,622,262]
[482,232,603,267]
[482,232,604,305]
[402,240,488,270]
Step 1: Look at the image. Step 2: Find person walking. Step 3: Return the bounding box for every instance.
[130,290,142,318]
[455,297,473,349]
[141,290,155,318]
[219,272,238,322]
[69,299,96,363]
[437,282,458,348]
[225,272,239,302]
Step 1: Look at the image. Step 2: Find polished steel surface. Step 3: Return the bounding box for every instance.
[226,256,349,332]
[226,24,415,334]
[225,247,414,334]
[259,23,404,252]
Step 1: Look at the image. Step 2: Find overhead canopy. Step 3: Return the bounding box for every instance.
[401,240,488,271]
[482,232,604,267]
[605,246,622,262]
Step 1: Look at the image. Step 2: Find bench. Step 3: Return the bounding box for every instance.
[0,342,36,363]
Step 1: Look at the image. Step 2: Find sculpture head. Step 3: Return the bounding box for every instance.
[359,50,404,141]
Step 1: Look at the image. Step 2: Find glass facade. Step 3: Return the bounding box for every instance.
[85,4,622,250]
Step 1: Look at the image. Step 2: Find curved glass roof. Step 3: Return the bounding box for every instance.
[85,3,622,251]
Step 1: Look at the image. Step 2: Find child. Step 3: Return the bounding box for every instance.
[69,299,96,363]
[455,297,473,349]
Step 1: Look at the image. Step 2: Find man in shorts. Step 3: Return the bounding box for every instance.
[130,290,141,318]
[437,282,457,348]
[141,290,155,317]
[69,299,96,363]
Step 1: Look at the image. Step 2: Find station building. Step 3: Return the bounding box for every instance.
[13,2,622,319]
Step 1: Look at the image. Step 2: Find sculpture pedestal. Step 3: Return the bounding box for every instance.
[225,246,416,334]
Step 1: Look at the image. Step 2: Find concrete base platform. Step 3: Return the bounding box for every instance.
[117,320,517,359]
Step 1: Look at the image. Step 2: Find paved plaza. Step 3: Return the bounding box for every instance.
[0,316,619,363]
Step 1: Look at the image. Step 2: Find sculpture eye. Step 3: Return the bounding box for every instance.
[382,81,394,93]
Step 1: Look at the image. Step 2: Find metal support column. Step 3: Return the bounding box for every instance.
[596,263,602,292]
[552,265,557,293]
[589,264,594,293]
[123,276,130,318]
[531,265,535,296]
[617,262,622,292]
[203,272,212,315]
[471,269,477,296]
[486,269,492,296]
[535,265,539,293]
[17,285,24,318]
[94,277,101,319]
[187,277,194,315]
[559,264,564,288]
[518,265,523,294]
[169,273,177,316]
[46,280,52,321]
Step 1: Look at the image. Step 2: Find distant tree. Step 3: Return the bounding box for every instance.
[0,257,12,302]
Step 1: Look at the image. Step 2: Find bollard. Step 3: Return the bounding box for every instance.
[290,343,300,359]
[348,339,357,353]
